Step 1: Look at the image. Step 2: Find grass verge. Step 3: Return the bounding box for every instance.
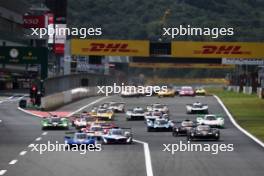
[207,88,264,142]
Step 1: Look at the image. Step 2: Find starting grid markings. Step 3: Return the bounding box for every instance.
[0,131,47,175]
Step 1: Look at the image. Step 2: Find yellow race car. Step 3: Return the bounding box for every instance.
[157,89,175,97]
[89,107,98,117]
[96,108,114,120]
[195,87,206,96]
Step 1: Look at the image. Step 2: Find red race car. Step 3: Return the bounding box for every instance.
[179,86,195,96]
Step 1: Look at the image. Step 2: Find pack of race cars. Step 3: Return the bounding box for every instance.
[121,86,207,98]
[41,97,225,144]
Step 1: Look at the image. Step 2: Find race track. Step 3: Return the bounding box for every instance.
[0,95,263,176]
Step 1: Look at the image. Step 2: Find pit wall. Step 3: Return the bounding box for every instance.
[41,87,99,110]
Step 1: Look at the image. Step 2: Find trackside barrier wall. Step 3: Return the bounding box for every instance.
[227,86,240,92]
[243,86,253,95]
[44,73,119,96]
[257,88,264,99]
[41,87,99,110]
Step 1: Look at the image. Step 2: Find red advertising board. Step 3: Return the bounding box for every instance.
[54,43,65,54]
[23,15,45,28]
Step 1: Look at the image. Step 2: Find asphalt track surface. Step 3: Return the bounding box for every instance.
[0,95,264,176]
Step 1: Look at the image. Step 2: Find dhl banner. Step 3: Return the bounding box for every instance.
[129,63,235,69]
[172,42,264,59]
[71,39,149,57]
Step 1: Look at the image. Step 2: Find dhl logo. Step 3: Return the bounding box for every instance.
[82,43,138,53]
[194,45,251,55]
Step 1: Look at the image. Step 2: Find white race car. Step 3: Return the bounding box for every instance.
[145,110,169,121]
[107,102,125,112]
[186,102,208,114]
[126,107,145,120]
[146,103,169,114]
[196,114,224,128]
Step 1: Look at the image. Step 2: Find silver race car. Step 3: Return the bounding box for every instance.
[146,118,174,132]
[126,107,145,120]
[186,102,208,114]
[147,103,169,114]
[107,102,125,112]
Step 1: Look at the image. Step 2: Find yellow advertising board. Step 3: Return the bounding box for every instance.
[129,62,235,69]
[172,42,264,59]
[71,39,149,57]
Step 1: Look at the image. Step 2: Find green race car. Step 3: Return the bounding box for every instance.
[41,116,70,130]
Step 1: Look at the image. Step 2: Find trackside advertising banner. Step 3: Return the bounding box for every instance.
[71,39,149,56]
[129,63,235,69]
[172,42,264,59]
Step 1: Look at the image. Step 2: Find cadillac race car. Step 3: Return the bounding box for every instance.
[64,132,97,147]
[157,88,175,97]
[179,86,195,96]
[126,107,145,121]
[186,102,209,114]
[187,124,220,141]
[195,87,206,96]
[146,103,169,114]
[101,127,133,144]
[196,114,224,128]
[172,119,196,136]
[96,108,114,120]
[146,118,174,132]
[107,102,125,112]
[41,115,69,130]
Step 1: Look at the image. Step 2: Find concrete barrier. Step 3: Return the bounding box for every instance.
[227,86,240,92]
[257,87,263,99]
[243,86,253,95]
[41,87,98,110]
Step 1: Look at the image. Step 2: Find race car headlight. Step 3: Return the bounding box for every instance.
[191,133,194,136]
[176,129,179,131]
[63,123,68,127]
[103,138,108,143]
[208,132,212,134]
[215,133,219,136]
[43,123,48,127]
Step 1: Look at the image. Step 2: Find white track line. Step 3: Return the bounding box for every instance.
[35,137,42,141]
[214,95,264,148]
[67,96,110,117]
[17,107,44,118]
[0,170,7,175]
[42,132,48,136]
[8,160,17,165]
[133,139,154,176]
[28,144,34,148]
[19,151,27,156]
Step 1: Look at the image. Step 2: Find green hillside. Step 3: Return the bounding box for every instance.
[28,0,264,41]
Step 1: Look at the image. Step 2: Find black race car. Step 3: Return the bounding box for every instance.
[187,124,220,141]
[172,120,195,136]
